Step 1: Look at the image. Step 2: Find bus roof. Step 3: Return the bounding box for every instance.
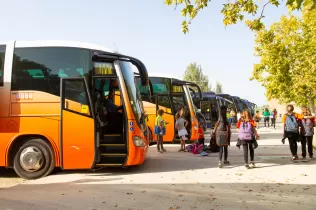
[3,40,115,53]
[148,73,182,80]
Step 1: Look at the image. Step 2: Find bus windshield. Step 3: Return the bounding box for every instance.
[120,61,144,125]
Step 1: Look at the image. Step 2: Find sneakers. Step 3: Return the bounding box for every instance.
[224,160,230,165]
[157,149,163,153]
[292,156,299,162]
[310,155,314,159]
[218,161,223,168]
[245,164,250,169]
[302,157,307,162]
[250,161,256,168]
[162,149,167,152]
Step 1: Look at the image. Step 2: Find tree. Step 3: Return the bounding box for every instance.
[214,81,223,94]
[164,0,316,33]
[250,3,316,112]
[183,62,211,92]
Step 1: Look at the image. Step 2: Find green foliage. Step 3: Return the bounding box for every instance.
[164,0,316,33]
[251,4,316,112]
[214,81,223,94]
[183,62,211,92]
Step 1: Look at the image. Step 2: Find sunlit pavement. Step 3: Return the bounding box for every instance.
[0,123,316,210]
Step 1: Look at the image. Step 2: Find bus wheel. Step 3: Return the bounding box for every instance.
[13,139,55,180]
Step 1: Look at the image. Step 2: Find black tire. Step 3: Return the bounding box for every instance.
[13,138,55,180]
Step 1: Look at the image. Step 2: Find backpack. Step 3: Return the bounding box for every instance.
[285,114,299,133]
[301,118,314,136]
[215,121,229,146]
[192,143,204,154]
[237,121,253,140]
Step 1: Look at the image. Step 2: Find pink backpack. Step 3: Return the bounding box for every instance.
[192,143,204,154]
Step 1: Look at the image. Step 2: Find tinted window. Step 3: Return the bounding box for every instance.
[0,45,5,86]
[120,61,144,125]
[172,95,185,112]
[149,77,171,93]
[64,79,90,116]
[11,47,91,95]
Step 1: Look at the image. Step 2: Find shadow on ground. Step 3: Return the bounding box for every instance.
[1,145,315,178]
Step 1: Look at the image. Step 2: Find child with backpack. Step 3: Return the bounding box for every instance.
[300,108,314,161]
[282,105,313,161]
[175,108,188,152]
[212,105,231,168]
[237,109,260,169]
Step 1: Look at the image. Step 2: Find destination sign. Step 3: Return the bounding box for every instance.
[94,62,115,75]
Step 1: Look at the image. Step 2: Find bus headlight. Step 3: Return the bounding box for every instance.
[133,136,145,147]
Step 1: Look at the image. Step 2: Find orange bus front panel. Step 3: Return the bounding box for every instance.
[125,119,148,166]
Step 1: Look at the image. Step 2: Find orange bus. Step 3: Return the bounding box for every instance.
[137,75,201,143]
[0,41,150,179]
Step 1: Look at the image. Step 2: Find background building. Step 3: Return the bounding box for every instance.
[268,99,303,116]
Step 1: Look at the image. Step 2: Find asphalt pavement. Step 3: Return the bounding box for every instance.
[0,122,315,210]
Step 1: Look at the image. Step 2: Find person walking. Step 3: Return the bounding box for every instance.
[300,108,314,161]
[282,105,302,162]
[154,109,167,153]
[254,110,261,129]
[270,109,277,129]
[263,108,270,129]
[237,109,260,169]
[212,105,231,168]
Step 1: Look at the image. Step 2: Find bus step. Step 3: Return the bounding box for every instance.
[100,144,127,154]
[102,134,124,144]
[99,156,126,165]
[101,153,127,157]
[95,163,123,167]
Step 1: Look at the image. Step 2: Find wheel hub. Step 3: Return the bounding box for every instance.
[20,146,44,172]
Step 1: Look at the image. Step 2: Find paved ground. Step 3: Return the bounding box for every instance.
[0,123,316,210]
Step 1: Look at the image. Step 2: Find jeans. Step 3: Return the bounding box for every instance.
[271,118,276,128]
[301,136,313,157]
[264,117,269,127]
[243,143,254,164]
[219,146,228,161]
[288,136,298,156]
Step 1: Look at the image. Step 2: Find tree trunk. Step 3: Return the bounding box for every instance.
[308,96,315,115]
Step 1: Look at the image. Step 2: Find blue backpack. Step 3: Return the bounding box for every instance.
[285,114,299,133]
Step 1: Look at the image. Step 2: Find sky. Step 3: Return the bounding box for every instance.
[0,0,292,106]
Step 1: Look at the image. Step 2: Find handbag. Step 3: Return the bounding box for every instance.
[154,125,166,135]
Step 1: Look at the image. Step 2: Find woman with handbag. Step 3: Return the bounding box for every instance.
[155,109,167,153]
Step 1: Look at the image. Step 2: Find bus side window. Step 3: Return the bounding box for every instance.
[64,80,90,116]
[0,45,6,86]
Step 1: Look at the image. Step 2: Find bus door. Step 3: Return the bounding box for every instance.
[60,77,95,169]
[170,93,191,139]
[200,101,212,129]
[154,94,175,141]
